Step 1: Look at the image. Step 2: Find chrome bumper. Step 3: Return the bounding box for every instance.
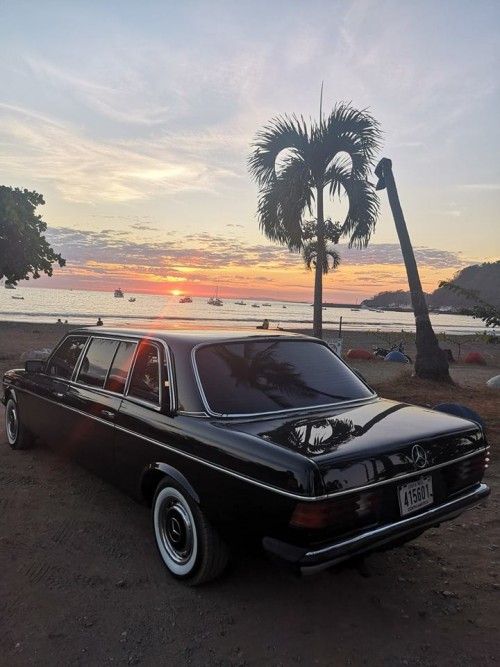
[263,483,490,575]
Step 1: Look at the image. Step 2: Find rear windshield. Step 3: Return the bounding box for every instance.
[195,339,374,415]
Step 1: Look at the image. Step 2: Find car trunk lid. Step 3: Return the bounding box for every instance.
[223,398,487,495]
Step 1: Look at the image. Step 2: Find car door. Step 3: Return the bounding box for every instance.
[63,337,137,481]
[113,340,173,497]
[22,334,90,449]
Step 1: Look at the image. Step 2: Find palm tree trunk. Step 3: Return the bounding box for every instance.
[313,186,325,338]
[375,158,451,382]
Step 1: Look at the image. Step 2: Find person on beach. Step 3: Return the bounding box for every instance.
[257,318,269,329]
[96,317,103,326]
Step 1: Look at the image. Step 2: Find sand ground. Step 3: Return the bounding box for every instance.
[0,321,498,666]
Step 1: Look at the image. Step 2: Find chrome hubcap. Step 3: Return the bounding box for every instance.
[6,402,18,444]
[160,498,194,565]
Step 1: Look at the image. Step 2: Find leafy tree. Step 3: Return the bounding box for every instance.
[0,186,65,285]
[439,280,500,329]
[248,103,381,338]
[374,159,450,381]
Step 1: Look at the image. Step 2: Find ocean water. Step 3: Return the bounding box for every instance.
[0,286,486,336]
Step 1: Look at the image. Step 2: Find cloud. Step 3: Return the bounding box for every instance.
[0,104,244,204]
[45,224,469,288]
[459,184,500,191]
[336,243,466,269]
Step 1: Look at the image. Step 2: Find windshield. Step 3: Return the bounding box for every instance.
[195,339,374,415]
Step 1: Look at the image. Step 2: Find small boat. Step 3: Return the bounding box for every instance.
[128,297,136,302]
[262,303,272,307]
[252,304,260,308]
[234,301,246,306]
[5,283,15,289]
[114,288,124,298]
[12,295,24,300]
[208,283,223,306]
[179,296,192,303]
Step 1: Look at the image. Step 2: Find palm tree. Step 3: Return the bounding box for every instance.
[248,103,381,338]
[374,158,451,381]
[303,240,341,275]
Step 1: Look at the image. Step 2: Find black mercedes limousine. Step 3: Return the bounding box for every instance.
[2,328,490,584]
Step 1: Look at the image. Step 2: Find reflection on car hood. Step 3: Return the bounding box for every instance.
[223,398,486,493]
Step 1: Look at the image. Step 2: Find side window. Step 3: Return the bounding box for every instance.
[47,336,88,379]
[128,343,161,405]
[77,338,120,388]
[105,341,137,394]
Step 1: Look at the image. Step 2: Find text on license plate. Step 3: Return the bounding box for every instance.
[398,476,433,516]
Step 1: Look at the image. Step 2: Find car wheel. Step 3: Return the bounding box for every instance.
[5,395,35,450]
[153,480,229,585]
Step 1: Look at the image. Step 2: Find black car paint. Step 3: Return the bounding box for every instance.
[2,327,490,578]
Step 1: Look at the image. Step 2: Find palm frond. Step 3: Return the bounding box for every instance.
[256,156,312,251]
[322,103,382,177]
[340,178,380,249]
[256,187,303,250]
[248,115,310,186]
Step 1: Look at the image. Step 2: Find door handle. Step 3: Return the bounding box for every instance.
[101,410,115,420]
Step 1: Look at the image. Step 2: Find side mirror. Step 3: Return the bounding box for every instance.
[25,359,46,373]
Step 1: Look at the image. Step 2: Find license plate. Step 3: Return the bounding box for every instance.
[398,476,434,516]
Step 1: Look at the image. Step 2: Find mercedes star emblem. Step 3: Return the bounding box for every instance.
[411,444,428,469]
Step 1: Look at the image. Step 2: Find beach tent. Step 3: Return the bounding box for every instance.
[464,351,487,365]
[346,349,373,360]
[384,351,408,363]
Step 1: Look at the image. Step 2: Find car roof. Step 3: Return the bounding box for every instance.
[68,327,313,346]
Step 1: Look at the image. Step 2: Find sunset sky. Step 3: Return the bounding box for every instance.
[1,0,499,303]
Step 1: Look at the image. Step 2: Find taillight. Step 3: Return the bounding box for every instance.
[444,451,489,493]
[289,500,339,529]
[289,491,380,530]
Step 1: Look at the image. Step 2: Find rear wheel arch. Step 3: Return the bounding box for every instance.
[4,386,17,403]
[141,462,200,507]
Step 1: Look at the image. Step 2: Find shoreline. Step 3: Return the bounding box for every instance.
[0,287,487,337]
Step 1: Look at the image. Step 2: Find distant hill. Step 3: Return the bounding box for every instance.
[363,261,500,310]
[432,261,500,308]
[362,289,414,310]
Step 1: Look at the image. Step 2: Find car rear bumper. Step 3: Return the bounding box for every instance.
[263,482,490,575]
